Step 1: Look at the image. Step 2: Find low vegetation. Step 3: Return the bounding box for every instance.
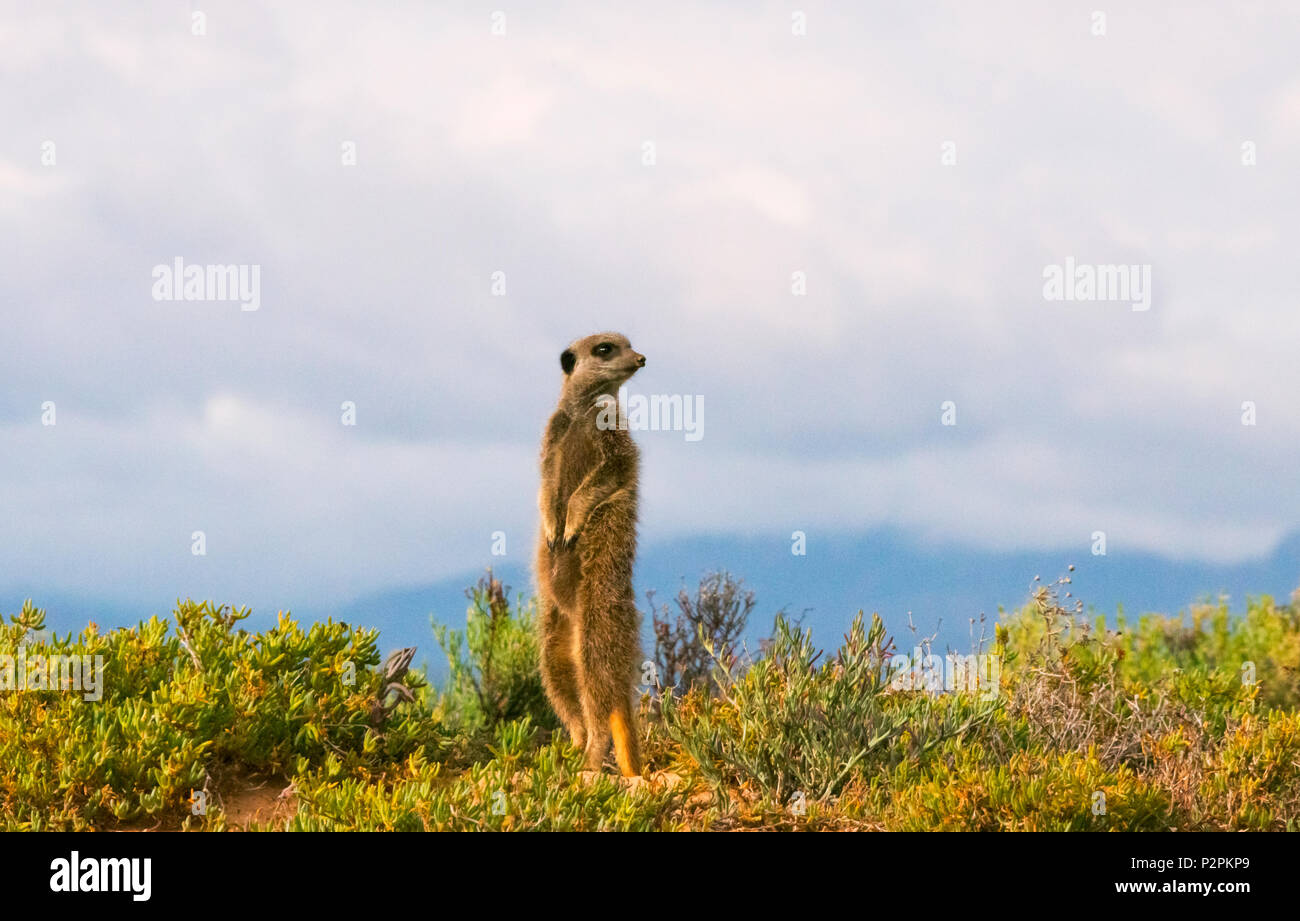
[2,570,1298,831]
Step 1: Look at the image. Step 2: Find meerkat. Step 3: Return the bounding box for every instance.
[535,332,646,777]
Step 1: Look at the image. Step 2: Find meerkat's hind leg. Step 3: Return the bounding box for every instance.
[581,696,613,772]
[537,598,587,750]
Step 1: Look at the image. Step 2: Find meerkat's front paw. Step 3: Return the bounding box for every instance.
[544,522,563,551]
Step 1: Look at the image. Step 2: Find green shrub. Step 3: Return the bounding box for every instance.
[1115,595,1300,710]
[432,571,557,734]
[0,599,445,830]
[661,611,999,804]
[879,747,1177,831]
[1201,709,1300,830]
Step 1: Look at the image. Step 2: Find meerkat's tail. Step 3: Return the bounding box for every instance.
[573,604,642,776]
[609,697,642,777]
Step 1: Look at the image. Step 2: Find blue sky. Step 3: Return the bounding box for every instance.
[2,2,1299,652]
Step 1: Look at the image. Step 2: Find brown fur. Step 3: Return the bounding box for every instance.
[535,332,646,776]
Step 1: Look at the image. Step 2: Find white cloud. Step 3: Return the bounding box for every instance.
[2,1,1298,607]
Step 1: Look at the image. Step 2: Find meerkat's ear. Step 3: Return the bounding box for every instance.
[560,349,576,375]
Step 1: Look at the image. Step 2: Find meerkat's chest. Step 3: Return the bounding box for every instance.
[555,423,602,490]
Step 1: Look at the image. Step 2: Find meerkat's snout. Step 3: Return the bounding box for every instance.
[622,349,645,378]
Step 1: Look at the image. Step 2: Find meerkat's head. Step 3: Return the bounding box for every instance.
[559,332,645,403]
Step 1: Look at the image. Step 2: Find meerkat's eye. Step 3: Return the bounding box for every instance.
[593,342,616,357]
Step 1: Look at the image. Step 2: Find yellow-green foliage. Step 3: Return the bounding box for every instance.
[272,718,675,831]
[1115,595,1300,709]
[3,574,1299,832]
[876,747,1176,831]
[1201,710,1300,830]
[0,599,445,830]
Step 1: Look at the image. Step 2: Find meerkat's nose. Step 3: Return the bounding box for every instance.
[635,352,646,367]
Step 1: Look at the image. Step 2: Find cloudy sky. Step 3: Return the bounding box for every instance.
[2,1,1298,620]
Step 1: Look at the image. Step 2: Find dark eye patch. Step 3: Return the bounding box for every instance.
[593,342,616,357]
